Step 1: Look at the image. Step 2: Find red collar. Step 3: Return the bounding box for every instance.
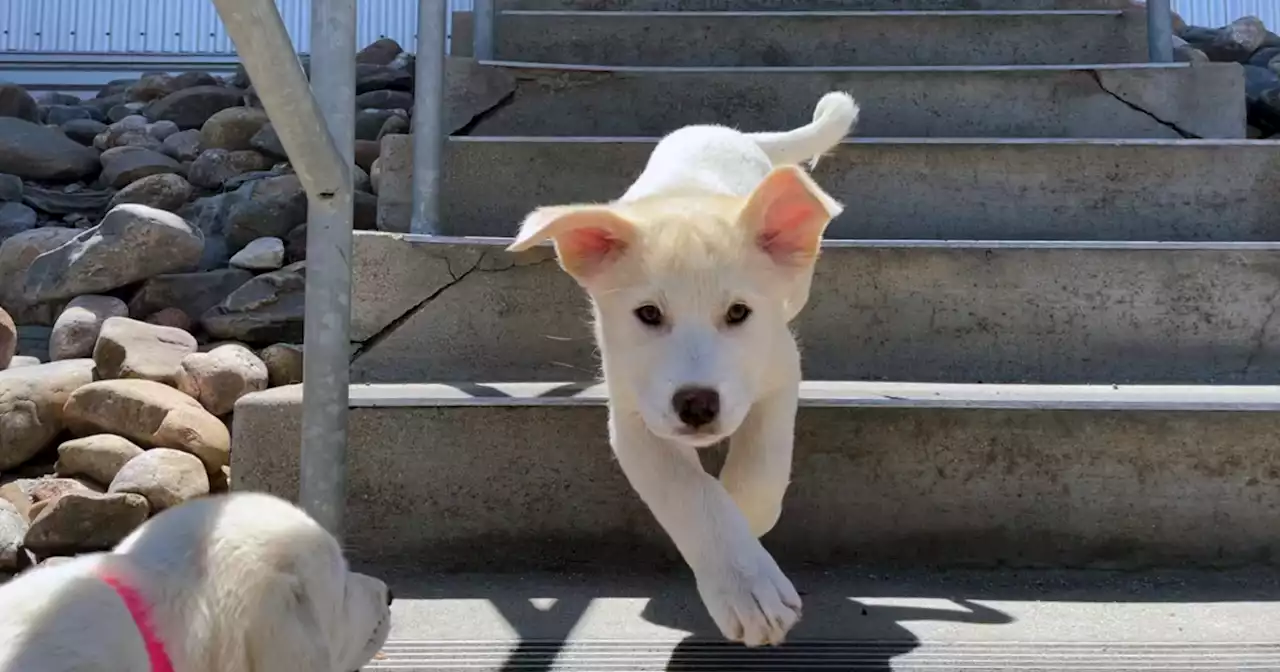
[97,569,175,672]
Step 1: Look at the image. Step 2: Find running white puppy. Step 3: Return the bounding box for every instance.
[508,91,858,646]
[0,491,391,672]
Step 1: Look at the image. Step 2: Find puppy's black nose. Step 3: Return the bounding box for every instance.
[386,589,395,606]
[672,387,720,428]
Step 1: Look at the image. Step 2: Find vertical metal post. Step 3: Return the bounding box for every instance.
[473,0,496,60]
[210,0,355,539]
[1146,0,1174,63]
[302,0,357,537]
[411,0,448,235]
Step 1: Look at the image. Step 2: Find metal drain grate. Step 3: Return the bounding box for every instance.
[367,640,1280,671]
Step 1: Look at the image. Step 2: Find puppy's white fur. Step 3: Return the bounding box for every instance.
[508,92,858,646]
[0,492,391,672]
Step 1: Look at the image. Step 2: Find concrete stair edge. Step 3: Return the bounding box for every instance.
[366,569,1280,671]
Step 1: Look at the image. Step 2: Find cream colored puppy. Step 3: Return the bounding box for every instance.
[508,91,858,646]
[0,492,391,672]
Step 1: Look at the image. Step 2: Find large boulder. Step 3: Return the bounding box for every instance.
[260,343,303,387]
[55,434,145,487]
[202,262,305,343]
[126,73,179,103]
[357,38,404,66]
[0,202,37,241]
[0,117,101,181]
[229,236,284,271]
[175,343,268,415]
[0,83,40,123]
[62,379,231,472]
[23,204,204,303]
[20,185,113,215]
[98,146,182,189]
[162,129,203,162]
[199,106,270,151]
[0,173,21,202]
[128,268,253,320]
[49,295,129,361]
[109,173,194,213]
[108,448,209,511]
[23,492,150,555]
[92,316,198,386]
[187,149,272,189]
[0,306,13,369]
[0,227,79,325]
[0,499,24,571]
[0,359,96,470]
[1182,16,1275,63]
[223,174,307,250]
[145,86,245,130]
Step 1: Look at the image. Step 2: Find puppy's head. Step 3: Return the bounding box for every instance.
[509,165,840,446]
[215,497,393,672]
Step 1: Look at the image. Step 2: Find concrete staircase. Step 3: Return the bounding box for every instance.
[233,2,1280,669]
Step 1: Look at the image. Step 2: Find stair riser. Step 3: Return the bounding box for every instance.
[350,236,1280,385]
[234,398,1280,569]
[498,0,1131,10]
[452,11,1145,67]
[425,138,1272,240]
[467,65,1241,139]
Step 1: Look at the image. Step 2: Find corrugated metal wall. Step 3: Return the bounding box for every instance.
[0,0,424,54]
[1174,0,1280,28]
[1,0,1277,56]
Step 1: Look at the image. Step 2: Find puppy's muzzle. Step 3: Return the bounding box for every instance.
[673,386,720,428]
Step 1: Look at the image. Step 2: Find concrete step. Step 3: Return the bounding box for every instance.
[499,0,1132,10]
[422,138,1275,240]
[466,62,1241,140]
[349,235,1280,385]
[366,569,1279,671]
[234,381,1280,569]
[451,10,1145,66]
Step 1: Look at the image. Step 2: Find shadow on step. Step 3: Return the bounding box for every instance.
[650,595,1012,672]
[374,567,1280,671]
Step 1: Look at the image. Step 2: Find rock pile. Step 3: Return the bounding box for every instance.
[0,36,510,572]
[1175,15,1280,137]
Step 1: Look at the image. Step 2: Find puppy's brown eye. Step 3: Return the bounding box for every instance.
[634,304,663,326]
[725,303,752,325]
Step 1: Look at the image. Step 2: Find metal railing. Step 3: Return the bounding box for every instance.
[209,0,1176,537]
[1148,0,1175,63]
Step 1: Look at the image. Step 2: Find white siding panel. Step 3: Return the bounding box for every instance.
[3,0,1279,56]
[0,0,440,55]
[1174,0,1280,30]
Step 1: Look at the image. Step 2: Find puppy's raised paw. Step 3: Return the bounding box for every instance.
[695,544,802,647]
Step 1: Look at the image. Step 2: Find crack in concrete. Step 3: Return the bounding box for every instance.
[350,252,489,361]
[1241,285,1280,377]
[1088,70,1203,140]
[348,252,559,362]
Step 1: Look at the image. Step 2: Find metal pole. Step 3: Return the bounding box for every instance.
[210,0,350,198]
[1146,0,1174,63]
[209,0,355,538]
[411,0,448,235]
[473,0,495,61]
[301,0,356,538]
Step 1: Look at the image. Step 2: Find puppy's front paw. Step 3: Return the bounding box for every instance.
[695,545,802,647]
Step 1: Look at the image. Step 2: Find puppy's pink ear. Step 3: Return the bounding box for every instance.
[739,165,842,268]
[508,205,638,280]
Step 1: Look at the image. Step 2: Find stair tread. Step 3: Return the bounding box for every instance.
[483,59,1182,72]
[501,8,1131,15]
[251,381,1280,410]
[368,569,1280,670]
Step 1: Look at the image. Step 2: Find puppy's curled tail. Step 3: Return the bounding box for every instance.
[749,91,859,169]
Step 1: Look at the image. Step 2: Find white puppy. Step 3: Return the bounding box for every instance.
[508,91,858,646]
[0,492,391,672]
